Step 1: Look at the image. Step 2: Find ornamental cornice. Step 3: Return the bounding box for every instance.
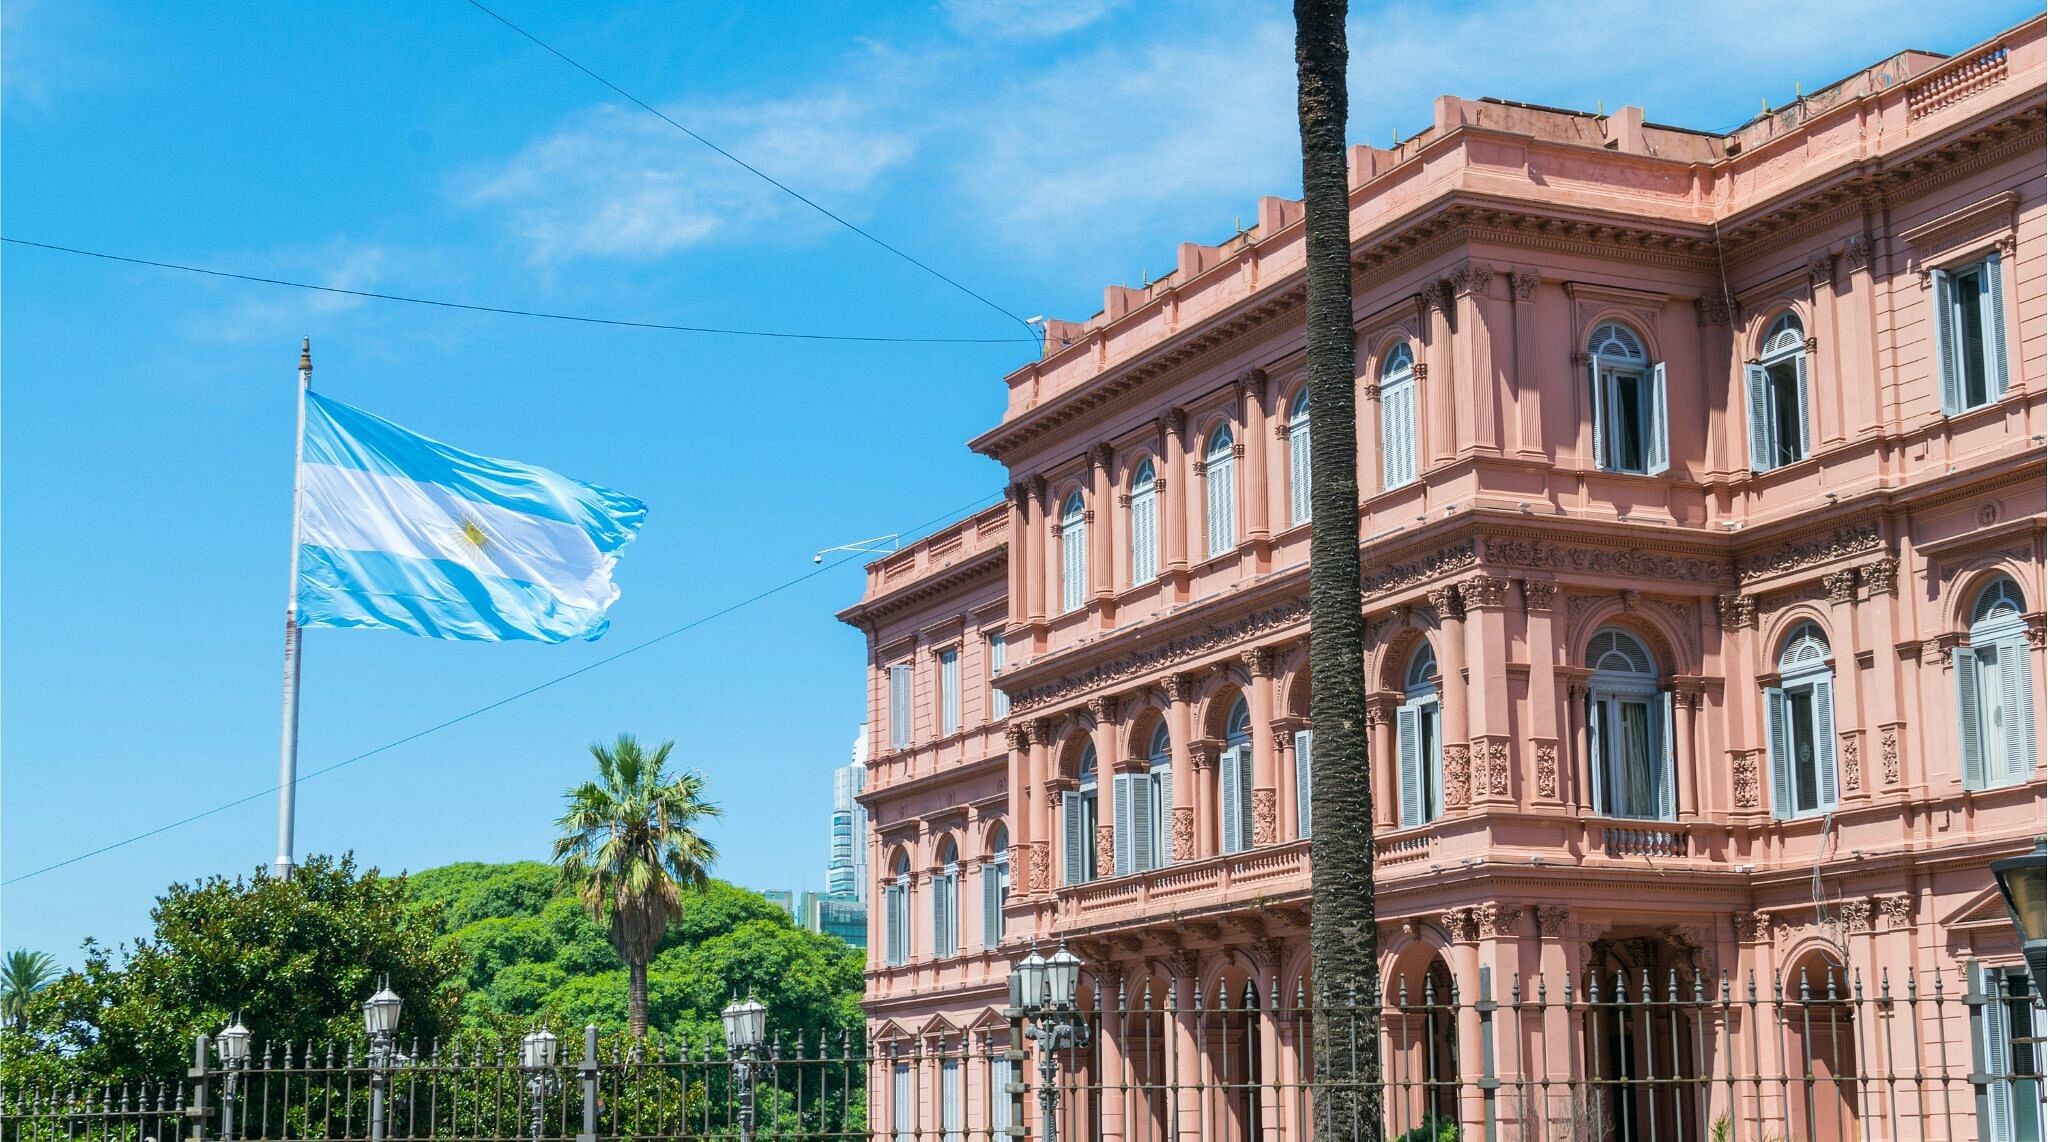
[835,543,1009,629]
[1009,597,1310,715]
[1736,521,1883,584]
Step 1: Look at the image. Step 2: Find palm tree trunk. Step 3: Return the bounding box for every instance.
[1295,1,1382,1137]
[628,958,649,1040]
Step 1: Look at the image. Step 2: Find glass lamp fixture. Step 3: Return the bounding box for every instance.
[721,995,768,1053]
[520,1028,559,1071]
[217,1016,252,1065]
[361,980,403,1038]
[1046,943,1082,1009]
[1016,947,1048,1011]
[1991,838,2048,997]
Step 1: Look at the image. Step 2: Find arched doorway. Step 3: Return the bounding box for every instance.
[1385,948,1458,1136]
[1783,950,1860,1142]
[1583,934,1705,1142]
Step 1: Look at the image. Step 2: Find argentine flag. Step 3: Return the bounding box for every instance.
[296,392,647,642]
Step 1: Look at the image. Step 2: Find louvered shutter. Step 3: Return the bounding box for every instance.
[1986,252,2010,397]
[989,635,1009,719]
[1290,417,1312,523]
[1766,689,1791,818]
[990,1058,1014,1133]
[1062,792,1085,885]
[940,650,960,736]
[1152,767,1173,865]
[1112,773,1134,877]
[1746,364,1773,471]
[942,1058,963,1142]
[1295,729,1314,838]
[1659,691,1677,821]
[1960,650,1988,788]
[1933,269,1961,413]
[890,665,912,749]
[885,884,905,966]
[1588,697,1606,817]
[1647,362,1670,475]
[2000,641,2037,782]
[1793,350,1812,462]
[1397,705,1422,827]
[982,862,1003,949]
[1220,747,1244,852]
[1980,966,2016,1142]
[1129,774,1154,871]
[1132,486,1157,583]
[893,1063,913,1142]
[1813,678,1839,810]
[1589,359,1607,469]
[1061,519,1086,612]
[1208,455,1235,555]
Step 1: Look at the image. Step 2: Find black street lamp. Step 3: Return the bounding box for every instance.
[722,995,768,1142]
[1009,942,1088,1142]
[215,1016,251,1142]
[1991,837,2047,1002]
[361,980,402,1142]
[520,1028,561,1142]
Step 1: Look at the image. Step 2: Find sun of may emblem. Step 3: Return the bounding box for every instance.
[454,511,493,554]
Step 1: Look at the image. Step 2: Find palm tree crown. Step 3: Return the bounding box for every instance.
[552,733,721,1038]
[2,949,58,1032]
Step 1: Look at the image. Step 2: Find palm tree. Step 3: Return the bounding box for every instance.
[553,733,722,1040]
[2,949,58,1032]
[1295,0,1382,1136]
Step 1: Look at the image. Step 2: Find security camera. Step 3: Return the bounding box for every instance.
[813,554,824,564]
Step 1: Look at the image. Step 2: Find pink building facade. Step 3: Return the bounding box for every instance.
[841,20,2046,1141]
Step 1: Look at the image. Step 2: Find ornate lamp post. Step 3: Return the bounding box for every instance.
[1992,838,2048,1002]
[520,1028,561,1142]
[1009,943,1088,1142]
[361,981,403,1142]
[215,1016,251,1142]
[721,995,768,1142]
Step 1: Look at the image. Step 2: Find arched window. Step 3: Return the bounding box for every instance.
[1288,389,1312,524]
[982,827,1008,950]
[1397,642,1443,827]
[1059,492,1088,613]
[1767,622,1839,819]
[1380,341,1419,489]
[1586,321,1668,475]
[1205,425,1237,556]
[1961,576,2038,789]
[1062,744,1100,885]
[931,838,959,958]
[1747,312,1811,472]
[1586,628,1672,820]
[1149,722,1174,866]
[884,851,911,967]
[1218,697,1255,852]
[1130,459,1159,585]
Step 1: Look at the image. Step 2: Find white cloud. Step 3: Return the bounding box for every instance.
[466,90,915,264]
[942,0,1123,39]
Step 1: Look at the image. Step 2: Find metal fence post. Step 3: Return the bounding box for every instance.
[185,1033,210,1142]
[577,1024,599,1142]
[1476,965,1499,1142]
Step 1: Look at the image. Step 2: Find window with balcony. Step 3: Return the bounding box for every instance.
[1397,643,1443,827]
[931,837,958,958]
[1288,388,1312,524]
[1585,322,1668,475]
[1586,628,1673,820]
[1747,312,1811,472]
[1767,622,1839,819]
[1380,341,1418,489]
[1130,458,1159,584]
[1205,425,1237,556]
[888,663,913,750]
[1934,253,2010,414]
[883,851,910,967]
[1961,576,2038,790]
[1059,492,1087,613]
[1063,745,1100,884]
[1148,722,1174,866]
[1220,697,1254,852]
[987,631,1009,719]
[982,826,1008,949]
[938,647,960,736]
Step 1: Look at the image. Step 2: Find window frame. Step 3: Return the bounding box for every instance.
[888,662,914,751]
[982,826,1009,950]
[1058,491,1087,613]
[937,646,960,737]
[1129,457,1160,585]
[1204,424,1237,557]
[1287,388,1312,524]
[1585,322,1668,476]
[1585,628,1674,821]
[931,838,959,958]
[1147,722,1174,868]
[1379,342,1419,490]
[1961,577,2037,790]
[1747,312,1812,473]
[1933,251,2010,416]
[986,631,1009,720]
[1767,623,1840,820]
[1397,644,1443,828]
[1219,696,1254,853]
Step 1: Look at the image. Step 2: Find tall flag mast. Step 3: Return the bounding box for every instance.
[274,338,313,877]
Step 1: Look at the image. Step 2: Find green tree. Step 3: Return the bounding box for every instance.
[552,734,722,1039]
[1294,0,1381,1136]
[35,854,465,1080]
[2,950,58,1033]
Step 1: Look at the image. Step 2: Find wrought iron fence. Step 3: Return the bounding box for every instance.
[5,962,2040,1142]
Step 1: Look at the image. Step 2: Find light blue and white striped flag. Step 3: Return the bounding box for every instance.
[296,392,647,642]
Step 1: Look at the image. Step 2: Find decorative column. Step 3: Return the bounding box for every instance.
[1025,477,1048,636]
[1190,741,1220,859]
[1092,696,1122,876]
[1096,963,1128,1142]
[1166,674,1197,863]
[1161,411,1191,586]
[1238,370,1273,558]
[1027,719,1055,895]
[1673,682,1705,820]
[1270,716,1302,842]
[1005,724,1032,868]
[1822,567,1868,801]
[1523,580,1563,806]
[1089,444,1114,607]
[1446,263,1497,456]
[1245,647,1279,844]
[1168,952,1203,1142]
[1533,906,1575,1105]
[1424,284,1457,464]
[1508,270,1544,459]
[1366,693,1400,829]
[1474,903,1526,1104]
[1858,558,1904,793]
[1560,670,1591,815]
[1249,942,1284,1142]
[1429,584,1472,812]
[1461,574,1514,805]
[1007,480,1032,634]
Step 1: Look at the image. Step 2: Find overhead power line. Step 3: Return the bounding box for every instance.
[461,0,1037,338]
[1,490,1006,886]
[2,238,1033,345]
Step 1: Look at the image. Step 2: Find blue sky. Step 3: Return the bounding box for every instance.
[4,0,2034,963]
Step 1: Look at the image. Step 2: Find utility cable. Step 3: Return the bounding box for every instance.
[1,490,1006,885]
[1,238,1034,345]
[462,0,1038,339]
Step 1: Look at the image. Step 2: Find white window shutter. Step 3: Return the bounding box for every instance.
[2000,641,2037,782]
[1659,690,1677,821]
[990,1059,1014,1133]
[1290,419,1312,524]
[1766,688,1791,819]
[982,863,1003,950]
[1646,362,1670,475]
[940,650,960,736]
[1588,358,1607,469]
[1960,650,1988,788]
[890,665,912,749]
[1813,677,1839,810]
[1793,350,1812,461]
[1933,268,1960,414]
[886,884,905,966]
[1129,774,1154,872]
[989,635,1009,719]
[1981,966,2016,1142]
[1588,697,1606,817]
[938,872,955,955]
[1152,767,1173,865]
[1208,454,1235,555]
[1132,486,1157,583]
[1294,729,1314,839]
[1220,747,1244,852]
[941,1059,962,1142]
[1381,386,1400,488]
[1112,773,1133,877]
[1987,252,2010,397]
[1061,517,1086,612]
[1397,705,1422,827]
[1062,791,1085,885]
[1746,363,1773,471]
[893,1062,913,1142]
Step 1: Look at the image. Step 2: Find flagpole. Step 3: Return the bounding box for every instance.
[274,338,312,878]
